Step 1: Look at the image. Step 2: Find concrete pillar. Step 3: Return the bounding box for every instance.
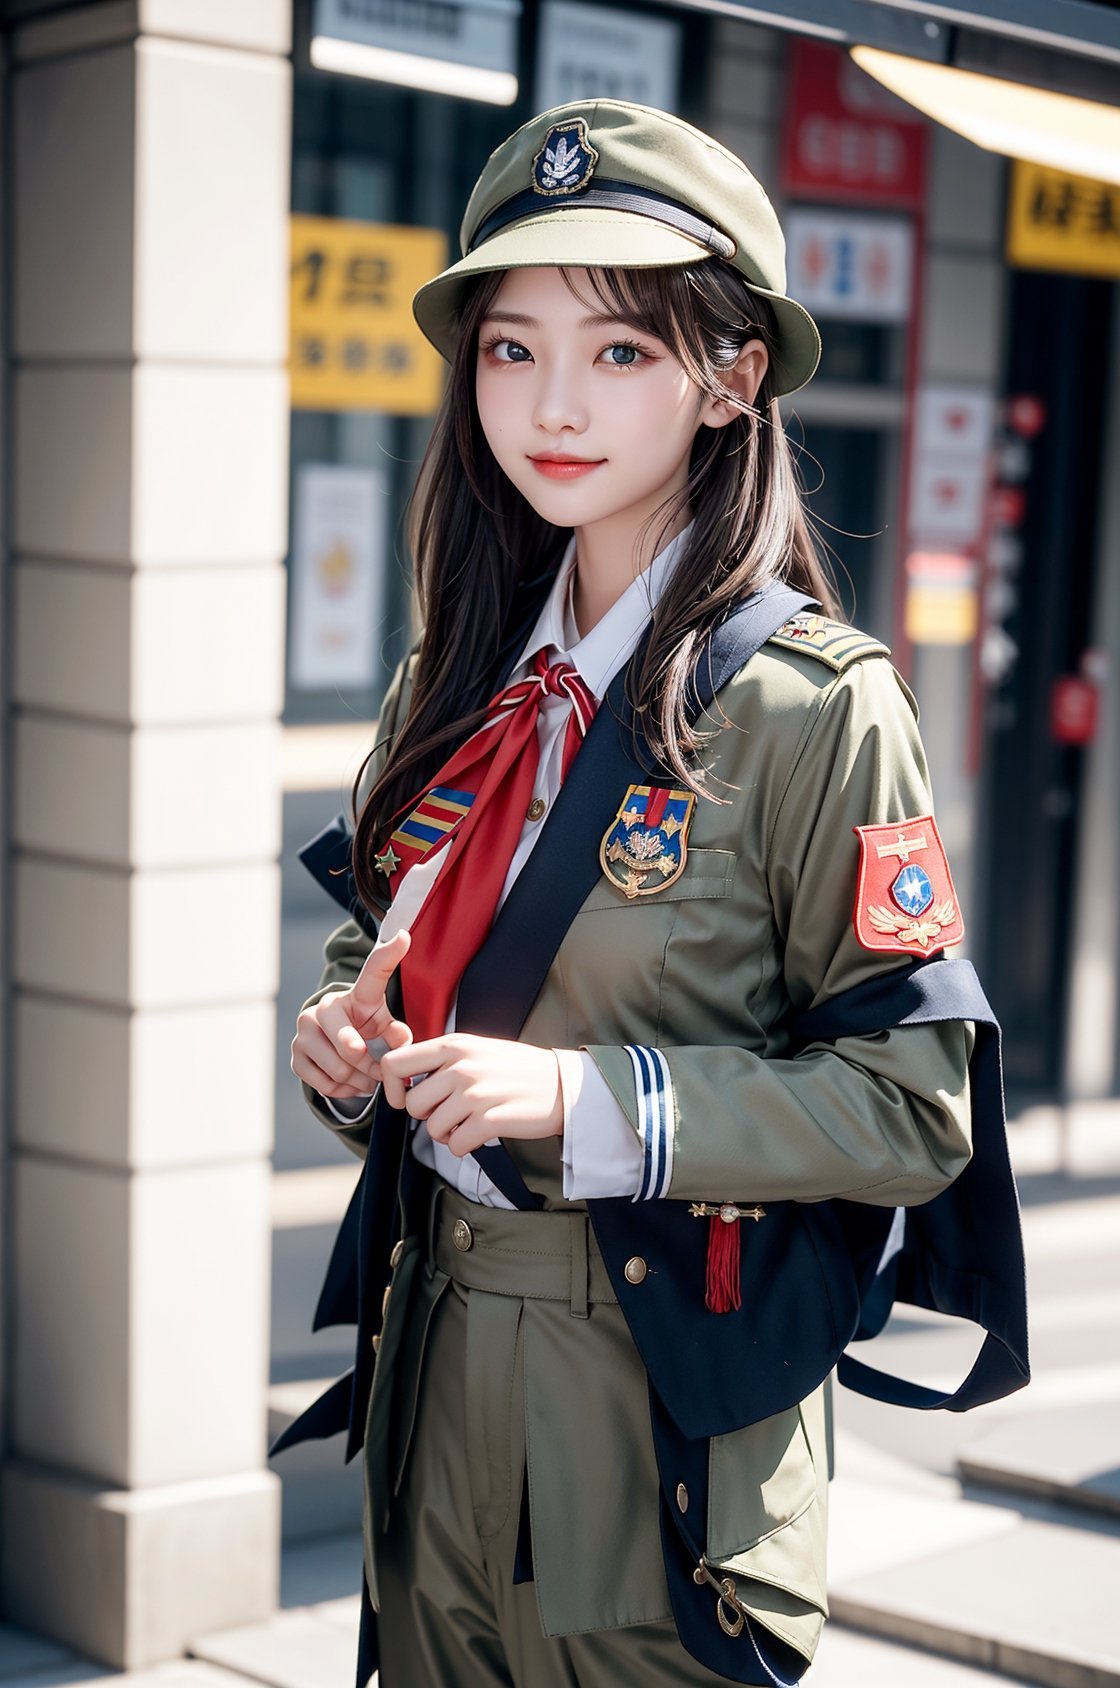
[2,1,291,1666]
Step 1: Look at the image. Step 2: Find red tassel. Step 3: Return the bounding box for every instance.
[705,1213,741,1313]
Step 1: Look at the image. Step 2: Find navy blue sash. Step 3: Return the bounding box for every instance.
[794,957,1029,1410]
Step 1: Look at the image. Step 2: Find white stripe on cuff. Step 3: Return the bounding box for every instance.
[625,1045,674,1201]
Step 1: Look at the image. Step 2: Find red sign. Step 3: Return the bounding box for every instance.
[781,40,928,208]
[990,485,1026,528]
[1006,394,1046,438]
[1050,677,1099,746]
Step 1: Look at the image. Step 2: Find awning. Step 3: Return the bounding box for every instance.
[671,0,1120,70]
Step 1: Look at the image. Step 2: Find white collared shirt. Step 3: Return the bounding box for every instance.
[326,522,693,1207]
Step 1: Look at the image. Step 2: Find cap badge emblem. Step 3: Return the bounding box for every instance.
[532,118,598,197]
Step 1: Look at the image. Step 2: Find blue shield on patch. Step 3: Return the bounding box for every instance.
[600,785,695,900]
[891,863,934,917]
[532,119,599,196]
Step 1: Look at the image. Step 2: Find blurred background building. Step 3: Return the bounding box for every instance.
[0,0,1118,1670]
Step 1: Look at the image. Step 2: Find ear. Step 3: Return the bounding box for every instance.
[698,338,769,430]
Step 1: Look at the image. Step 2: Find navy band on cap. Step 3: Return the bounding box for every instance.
[468,179,737,262]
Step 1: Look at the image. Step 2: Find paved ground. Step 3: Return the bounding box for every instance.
[0,1100,1114,1688]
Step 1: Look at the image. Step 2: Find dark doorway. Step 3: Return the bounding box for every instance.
[977,268,1113,1098]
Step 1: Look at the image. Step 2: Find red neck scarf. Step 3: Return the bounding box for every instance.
[379,649,597,1042]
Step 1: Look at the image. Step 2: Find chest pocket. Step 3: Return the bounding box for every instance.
[578,846,735,914]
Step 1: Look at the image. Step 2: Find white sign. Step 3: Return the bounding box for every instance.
[909,459,988,545]
[909,383,994,548]
[915,384,994,460]
[315,0,520,75]
[785,208,913,322]
[289,464,385,692]
[536,1,680,111]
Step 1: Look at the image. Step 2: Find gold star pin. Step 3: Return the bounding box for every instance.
[374,843,401,876]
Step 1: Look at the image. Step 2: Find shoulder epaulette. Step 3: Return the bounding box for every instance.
[766,612,890,672]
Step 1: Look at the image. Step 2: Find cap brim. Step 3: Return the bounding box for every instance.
[412,207,821,398]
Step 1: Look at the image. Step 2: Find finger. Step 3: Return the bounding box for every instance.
[444,1117,492,1159]
[351,929,411,1013]
[294,1022,372,1088]
[381,1062,409,1112]
[402,1068,456,1124]
[423,1095,473,1146]
[380,1037,454,1083]
[337,1023,377,1065]
[292,1049,368,1100]
[315,998,381,1080]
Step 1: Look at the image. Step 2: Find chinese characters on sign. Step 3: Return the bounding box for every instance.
[780,39,928,209]
[290,215,448,413]
[1007,161,1120,278]
[535,1,679,111]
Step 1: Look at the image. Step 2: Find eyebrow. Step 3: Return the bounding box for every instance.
[480,310,646,333]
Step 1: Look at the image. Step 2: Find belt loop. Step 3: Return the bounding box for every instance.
[569,1213,590,1319]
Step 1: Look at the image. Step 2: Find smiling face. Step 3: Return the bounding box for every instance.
[474,266,714,547]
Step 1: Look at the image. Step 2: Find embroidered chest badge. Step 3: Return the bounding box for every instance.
[853,814,965,956]
[600,784,695,900]
[531,118,599,196]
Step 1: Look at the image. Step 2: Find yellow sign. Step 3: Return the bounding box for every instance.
[904,553,978,647]
[1007,160,1120,279]
[290,215,449,414]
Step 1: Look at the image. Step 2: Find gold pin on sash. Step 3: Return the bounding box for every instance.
[688,1202,766,1223]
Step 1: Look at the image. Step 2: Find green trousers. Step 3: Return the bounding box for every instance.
[369,1185,747,1688]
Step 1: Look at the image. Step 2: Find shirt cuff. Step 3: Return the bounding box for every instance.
[557,1049,644,1201]
[323,1093,377,1123]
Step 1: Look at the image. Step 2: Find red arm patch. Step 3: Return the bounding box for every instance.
[852,815,965,956]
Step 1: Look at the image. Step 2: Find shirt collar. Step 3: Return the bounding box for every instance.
[511,520,694,701]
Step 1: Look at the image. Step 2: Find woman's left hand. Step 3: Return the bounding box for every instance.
[379,1034,563,1157]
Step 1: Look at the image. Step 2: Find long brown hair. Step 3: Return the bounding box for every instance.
[351,259,838,914]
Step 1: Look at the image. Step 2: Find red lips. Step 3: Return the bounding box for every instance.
[528,454,605,479]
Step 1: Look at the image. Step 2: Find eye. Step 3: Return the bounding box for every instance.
[481,336,532,363]
[598,341,647,368]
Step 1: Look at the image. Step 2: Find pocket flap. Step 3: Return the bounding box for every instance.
[580,847,735,913]
[707,1401,817,1560]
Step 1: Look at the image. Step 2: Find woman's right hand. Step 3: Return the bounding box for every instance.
[290,928,412,1100]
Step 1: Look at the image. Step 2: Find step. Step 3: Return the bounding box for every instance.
[270,1165,356,1379]
[829,1437,1120,1688]
[958,1402,1120,1519]
[268,1379,362,1544]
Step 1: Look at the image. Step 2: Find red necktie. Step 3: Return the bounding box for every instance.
[384,649,597,1042]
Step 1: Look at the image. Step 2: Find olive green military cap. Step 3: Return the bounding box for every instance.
[412,99,822,397]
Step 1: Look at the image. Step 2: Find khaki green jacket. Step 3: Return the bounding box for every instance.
[299,623,973,1663]
[303,628,972,1205]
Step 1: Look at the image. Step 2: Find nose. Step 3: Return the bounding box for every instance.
[531,359,588,437]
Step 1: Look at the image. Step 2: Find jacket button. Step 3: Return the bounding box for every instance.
[527,797,547,821]
[676,1483,689,1513]
[371,1332,381,1353]
[389,1239,405,1269]
[624,1256,648,1285]
[381,1285,392,1318]
[452,1217,474,1252]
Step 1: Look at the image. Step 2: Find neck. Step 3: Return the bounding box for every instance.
[570,502,691,638]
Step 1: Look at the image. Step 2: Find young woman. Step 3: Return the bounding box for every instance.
[288,101,985,1688]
